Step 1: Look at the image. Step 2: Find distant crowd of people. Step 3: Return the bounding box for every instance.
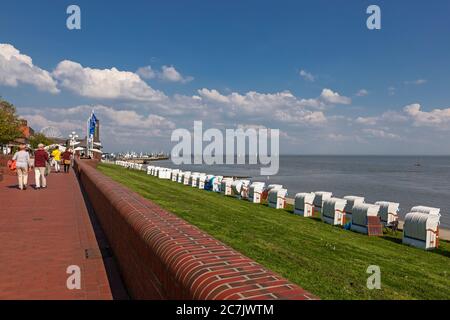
[11,144,73,190]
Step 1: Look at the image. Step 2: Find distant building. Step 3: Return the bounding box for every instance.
[19,119,35,139]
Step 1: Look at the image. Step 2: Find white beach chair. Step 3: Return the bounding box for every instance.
[248,182,266,203]
[294,193,315,217]
[268,188,288,209]
[343,195,365,224]
[350,203,381,234]
[221,178,234,196]
[402,211,440,250]
[313,191,333,215]
[212,176,223,192]
[375,201,400,226]
[322,197,347,226]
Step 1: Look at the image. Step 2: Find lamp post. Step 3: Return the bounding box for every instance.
[68,132,79,150]
[68,132,79,164]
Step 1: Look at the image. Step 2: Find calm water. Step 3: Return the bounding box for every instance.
[148,156,450,228]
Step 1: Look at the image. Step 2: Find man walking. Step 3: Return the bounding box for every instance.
[34,143,49,189]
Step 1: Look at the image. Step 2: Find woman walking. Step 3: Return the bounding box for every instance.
[61,148,72,173]
[12,144,30,190]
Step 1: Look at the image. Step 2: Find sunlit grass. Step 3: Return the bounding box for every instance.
[98,163,450,300]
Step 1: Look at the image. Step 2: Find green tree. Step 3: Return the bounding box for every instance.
[29,133,55,149]
[0,98,22,146]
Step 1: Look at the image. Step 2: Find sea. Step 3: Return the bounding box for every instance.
[147,156,450,228]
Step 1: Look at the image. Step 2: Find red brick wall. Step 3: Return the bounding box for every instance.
[74,159,317,300]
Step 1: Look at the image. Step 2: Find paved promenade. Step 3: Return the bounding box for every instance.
[0,168,119,299]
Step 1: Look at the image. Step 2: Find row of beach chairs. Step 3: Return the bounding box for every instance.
[113,161,442,250]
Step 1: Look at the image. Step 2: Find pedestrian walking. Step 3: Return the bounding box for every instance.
[51,146,61,173]
[12,144,30,190]
[61,148,72,173]
[34,143,49,189]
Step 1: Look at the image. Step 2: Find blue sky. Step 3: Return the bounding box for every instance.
[1,0,450,154]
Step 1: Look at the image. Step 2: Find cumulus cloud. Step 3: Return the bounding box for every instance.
[136,65,156,79]
[403,103,450,128]
[299,69,315,82]
[53,60,167,101]
[196,88,331,124]
[354,111,408,126]
[159,65,193,83]
[0,43,59,93]
[319,88,352,105]
[137,65,193,83]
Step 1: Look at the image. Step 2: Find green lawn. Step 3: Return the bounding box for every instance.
[97,163,450,300]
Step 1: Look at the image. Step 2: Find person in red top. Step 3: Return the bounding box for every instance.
[34,143,49,189]
[61,149,72,173]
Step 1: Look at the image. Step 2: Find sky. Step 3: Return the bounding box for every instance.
[0,0,450,154]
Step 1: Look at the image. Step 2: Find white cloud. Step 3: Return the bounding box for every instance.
[136,65,156,79]
[355,89,369,97]
[137,65,193,83]
[53,60,167,101]
[404,79,427,85]
[299,69,315,82]
[0,43,59,93]
[159,65,193,83]
[319,88,352,105]
[363,128,400,139]
[403,103,450,128]
[355,116,378,125]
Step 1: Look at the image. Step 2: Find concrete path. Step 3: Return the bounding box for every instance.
[0,169,118,299]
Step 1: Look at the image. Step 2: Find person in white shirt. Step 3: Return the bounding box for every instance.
[12,144,30,190]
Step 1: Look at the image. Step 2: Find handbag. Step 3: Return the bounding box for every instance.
[64,160,71,165]
[7,160,17,172]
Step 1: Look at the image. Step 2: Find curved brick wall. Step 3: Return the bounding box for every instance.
[74,159,317,300]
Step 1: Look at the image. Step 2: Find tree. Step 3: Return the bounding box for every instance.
[29,133,55,149]
[0,98,22,146]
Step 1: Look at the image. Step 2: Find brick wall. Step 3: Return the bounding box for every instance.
[74,159,317,300]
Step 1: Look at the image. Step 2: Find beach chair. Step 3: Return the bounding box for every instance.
[263,184,283,201]
[402,210,440,250]
[212,176,223,192]
[204,175,215,191]
[198,174,208,189]
[183,171,191,185]
[190,172,200,187]
[343,195,365,223]
[374,201,400,230]
[231,180,251,199]
[268,188,288,209]
[350,203,381,235]
[248,182,266,203]
[322,198,347,225]
[294,193,315,217]
[313,191,332,215]
[221,178,234,196]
